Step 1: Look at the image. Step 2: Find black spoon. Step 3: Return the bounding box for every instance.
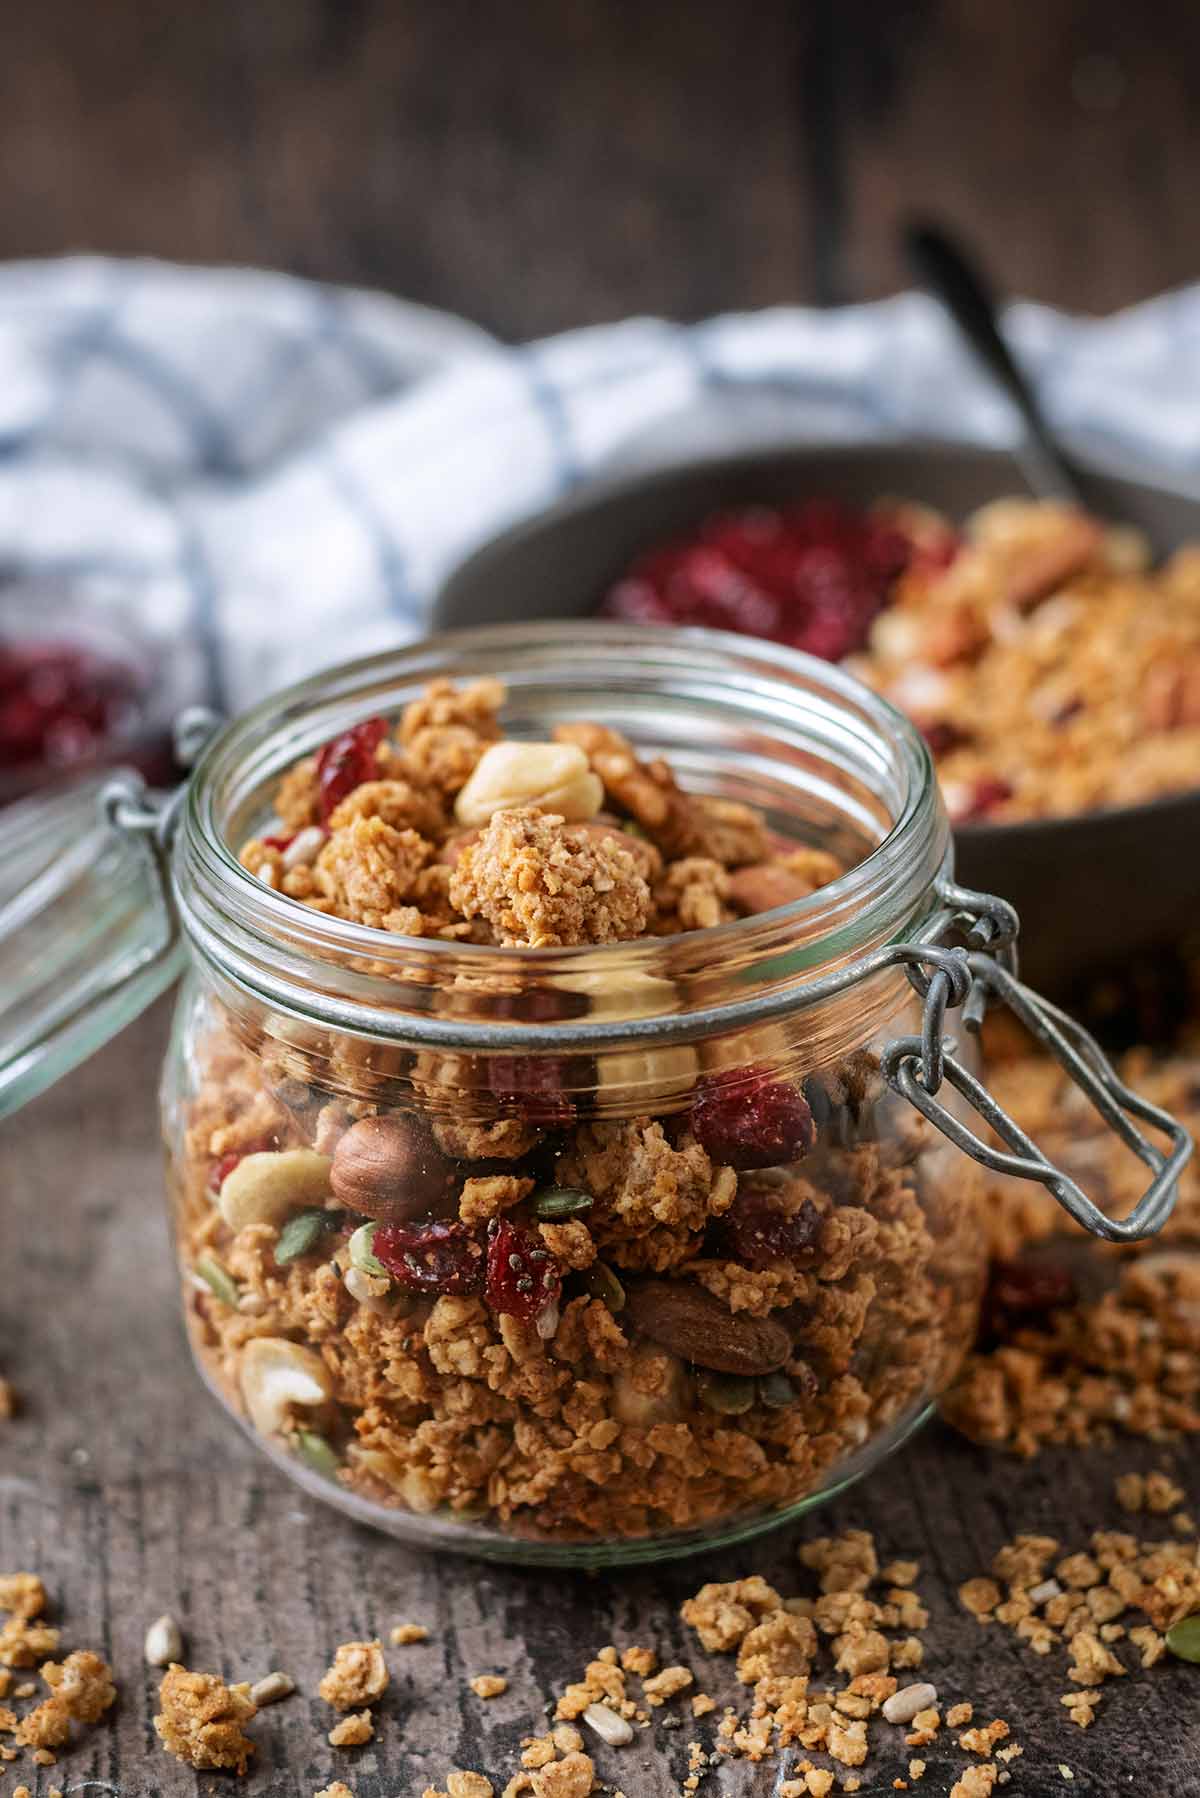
[905,219,1088,509]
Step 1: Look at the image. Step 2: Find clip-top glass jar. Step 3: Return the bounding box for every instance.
[2,623,1190,1566]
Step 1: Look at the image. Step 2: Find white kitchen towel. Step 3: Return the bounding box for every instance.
[3,254,1200,717]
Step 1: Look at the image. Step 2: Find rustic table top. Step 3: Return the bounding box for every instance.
[1,1002,1196,1797]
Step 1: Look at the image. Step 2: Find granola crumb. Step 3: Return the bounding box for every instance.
[328,1709,374,1747]
[909,1762,926,1782]
[319,1641,389,1711]
[41,1649,117,1721]
[945,1702,973,1728]
[446,1776,494,1798]
[315,1784,355,1798]
[641,1665,693,1705]
[470,1674,509,1699]
[958,1578,1002,1619]
[390,1623,430,1646]
[949,1767,998,1798]
[153,1663,257,1773]
[527,1750,596,1796]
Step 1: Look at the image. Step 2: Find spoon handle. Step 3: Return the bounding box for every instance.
[905,220,1086,509]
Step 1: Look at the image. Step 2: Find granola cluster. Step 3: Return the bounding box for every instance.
[943,1021,1200,1455]
[170,678,984,1549]
[0,1575,116,1776]
[849,497,1200,823]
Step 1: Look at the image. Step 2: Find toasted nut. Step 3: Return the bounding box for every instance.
[144,1614,184,1667]
[696,1370,757,1414]
[728,862,824,915]
[1004,514,1101,610]
[343,1265,392,1312]
[218,1149,333,1230]
[623,1280,791,1376]
[582,1701,634,1745]
[250,1671,295,1706]
[281,825,327,869]
[882,1682,938,1724]
[330,1115,457,1222]
[611,1346,687,1425]
[454,740,603,827]
[239,1337,333,1436]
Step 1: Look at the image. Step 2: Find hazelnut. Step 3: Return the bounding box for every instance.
[330,1115,457,1222]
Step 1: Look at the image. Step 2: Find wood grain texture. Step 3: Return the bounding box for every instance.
[2,1004,1197,1794]
[0,0,1195,338]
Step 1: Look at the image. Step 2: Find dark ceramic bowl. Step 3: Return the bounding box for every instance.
[433,441,1200,996]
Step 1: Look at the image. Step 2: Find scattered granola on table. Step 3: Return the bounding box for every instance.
[318,1639,389,1711]
[153,1663,257,1774]
[943,1016,1200,1455]
[175,673,987,1552]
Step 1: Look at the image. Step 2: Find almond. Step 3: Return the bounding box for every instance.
[1004,515,1101,611]
[729,862,819,915]
[623,1280,790,1376]
[330,1116,458,1222]
[1142,654,1200,732]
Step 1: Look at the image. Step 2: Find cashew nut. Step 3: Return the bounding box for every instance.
[454,740,603,828]
[239,1337,333,1436]
[218,1149,332,1230]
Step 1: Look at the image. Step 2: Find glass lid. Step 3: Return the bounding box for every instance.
[0,771,184,1119]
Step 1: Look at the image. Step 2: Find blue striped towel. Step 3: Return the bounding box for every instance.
[3,256,1200,716]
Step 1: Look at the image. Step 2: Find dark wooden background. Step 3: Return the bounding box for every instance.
[3,4,1200,1794]
[3,0,1198,339]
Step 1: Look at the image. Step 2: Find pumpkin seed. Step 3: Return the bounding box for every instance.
[758,1372,795,1409]
[274,1208,332,1266]
[348,1220,388,1279]
[294,1430,340,1478]
[584,1261,625,1312]
[696,1370,757,1414]
[533,1185,594,1220]
[1166,1612,1200,1663]
[195,1255,239,1308]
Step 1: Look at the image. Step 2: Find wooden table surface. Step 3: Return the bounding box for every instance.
[3,3,1200,1792]
[3,0,1200,335]
[1,1003,1196,1796]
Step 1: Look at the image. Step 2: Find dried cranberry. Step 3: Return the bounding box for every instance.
[207,1137,273,1192]
[487,1054,577,1128]
[952,776,1015,824]
[691,1072,815,1170]
[315,715,389,820]
[723,1190,822,1267]
[980,1256,1077,1345]
[484,1218,562,1324]
[0,641,144,774]
[601,499,916,661]
[261,832,297,852]
[920,718,972,758]
[373,1219,485,1296]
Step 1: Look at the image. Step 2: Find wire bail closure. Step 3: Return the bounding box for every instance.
[882,879,1192,1243]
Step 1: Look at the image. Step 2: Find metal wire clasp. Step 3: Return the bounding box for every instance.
[881,880,1192,1243]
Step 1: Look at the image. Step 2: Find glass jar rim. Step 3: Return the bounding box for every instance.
[173,622,950,1048]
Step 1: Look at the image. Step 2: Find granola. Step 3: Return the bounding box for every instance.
[153,1663,257,1774]
[174,679,986,1550]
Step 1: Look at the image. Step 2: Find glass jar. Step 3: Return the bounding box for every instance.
[3,623,1190,1566]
